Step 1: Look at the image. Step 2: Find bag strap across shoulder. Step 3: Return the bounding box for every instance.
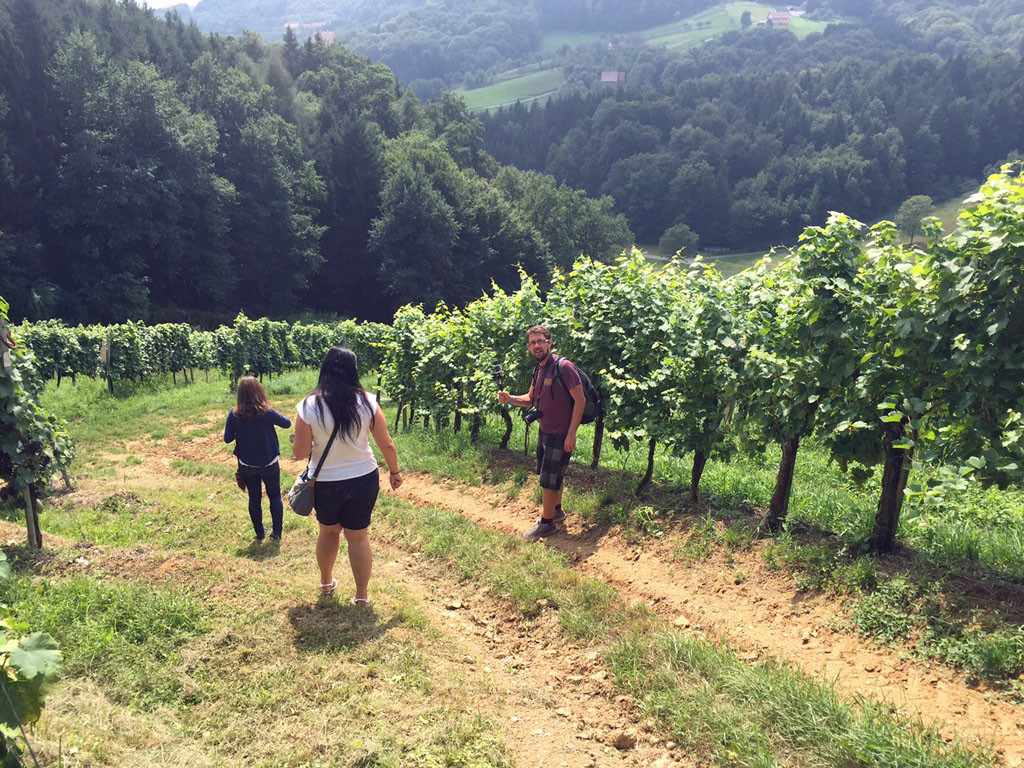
[548,354,572,398]
[309,419,341,479]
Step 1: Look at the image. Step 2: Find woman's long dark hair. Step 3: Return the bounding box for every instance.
[311,347,374,440]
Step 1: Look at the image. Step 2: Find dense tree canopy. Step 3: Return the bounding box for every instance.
[186,0,706,85]
[482,22,1024,248]
[0,0,630,324]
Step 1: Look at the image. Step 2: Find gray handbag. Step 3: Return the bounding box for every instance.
[287,421,341,516]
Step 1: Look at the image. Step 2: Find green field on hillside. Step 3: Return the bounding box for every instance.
[644,2,829,51]
[460,69,564,111]
[642,244,780,276]
[466,3,831,111]
[538,30,602,53]
[929,194,971,231]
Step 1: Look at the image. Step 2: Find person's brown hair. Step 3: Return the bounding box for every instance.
[526,324,551,341]
[235,376,270,421]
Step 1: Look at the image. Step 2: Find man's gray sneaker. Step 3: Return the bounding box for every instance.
[553,507,566,524]
[523,519,558,540]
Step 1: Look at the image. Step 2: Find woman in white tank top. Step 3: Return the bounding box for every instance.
[292,347,403,602]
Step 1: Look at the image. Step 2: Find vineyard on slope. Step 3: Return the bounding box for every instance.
[14,169,1024,555]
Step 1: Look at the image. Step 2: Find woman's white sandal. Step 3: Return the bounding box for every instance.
[351,597,371,607]
[320,578,337,594]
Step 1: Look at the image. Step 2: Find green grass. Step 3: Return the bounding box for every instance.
[609,631,989,768]
[46,371,1021,580]
[640,244,788,277]
[170,459,235,479]
[377,494,994,768]
[642,2,829,52]
[16,373,523,766]
[382,400,1024,691]
[538,30,601,53]
[14,370,1011,765]
[384,402,1024,581]
[876,190,974,245]
[1,573,205,708]
[460,69,565,112]
[930,195,970,232]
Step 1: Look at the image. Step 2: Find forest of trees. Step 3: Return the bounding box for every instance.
[183,0,1024,92]
[187,0,707,88]
[3,0,1022,323]
[482,13,1024,248]
[0,0,630,325]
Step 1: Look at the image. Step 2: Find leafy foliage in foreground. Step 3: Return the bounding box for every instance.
[0,552,62,762]
[0,297,74,511]
[377,168,1024,553]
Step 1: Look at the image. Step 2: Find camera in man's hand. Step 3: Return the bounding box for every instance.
[523,407,543,425]
[491,364,503,386]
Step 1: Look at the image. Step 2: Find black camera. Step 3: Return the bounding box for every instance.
[491,363,502,386]
[523,407,543,425]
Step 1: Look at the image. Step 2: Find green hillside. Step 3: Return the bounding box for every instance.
[460,69,565,111]
[464,2,831,112]
[644,2,828,50]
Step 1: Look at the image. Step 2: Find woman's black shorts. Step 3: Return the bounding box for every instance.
[313,470,380,530]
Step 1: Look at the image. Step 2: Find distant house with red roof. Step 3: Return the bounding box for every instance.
[768,9,791,26]
[601,71,626,88]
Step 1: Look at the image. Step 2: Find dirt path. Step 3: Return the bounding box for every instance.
[12,523,686,766]
[374,553,690,768]
[394,472,1024,766]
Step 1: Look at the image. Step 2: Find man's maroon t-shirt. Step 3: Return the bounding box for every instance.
[531,355,583,435]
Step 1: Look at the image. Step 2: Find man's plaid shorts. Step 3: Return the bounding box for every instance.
[536,431,571,490]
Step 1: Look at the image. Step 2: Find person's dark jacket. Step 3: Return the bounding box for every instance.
[224,408,291,466]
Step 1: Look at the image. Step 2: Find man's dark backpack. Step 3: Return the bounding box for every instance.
[548,355,604,425]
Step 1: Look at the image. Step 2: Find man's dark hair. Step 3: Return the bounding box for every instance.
[526,325,551,341]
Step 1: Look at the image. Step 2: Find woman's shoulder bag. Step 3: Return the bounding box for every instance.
[287,420,341,517]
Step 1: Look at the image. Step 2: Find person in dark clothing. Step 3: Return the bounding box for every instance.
[224,376,292,541]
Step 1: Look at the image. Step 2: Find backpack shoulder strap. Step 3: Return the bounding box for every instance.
[550,354,572,396]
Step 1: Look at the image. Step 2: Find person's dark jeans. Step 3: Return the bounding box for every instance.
[239,461,283,538]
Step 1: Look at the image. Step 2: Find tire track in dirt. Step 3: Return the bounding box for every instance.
[394,472,1024,766]
[374,553,693,768]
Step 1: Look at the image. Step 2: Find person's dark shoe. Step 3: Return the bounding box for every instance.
[553,507,567,524]
[269,533,281,541]
[523,518,558,540]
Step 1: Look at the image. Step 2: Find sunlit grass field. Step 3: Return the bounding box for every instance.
[38,368,1024,580]
[537,30,602,53]
[460,69,564,111]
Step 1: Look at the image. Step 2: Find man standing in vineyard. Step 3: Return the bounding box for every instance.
[498,325,586,539]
